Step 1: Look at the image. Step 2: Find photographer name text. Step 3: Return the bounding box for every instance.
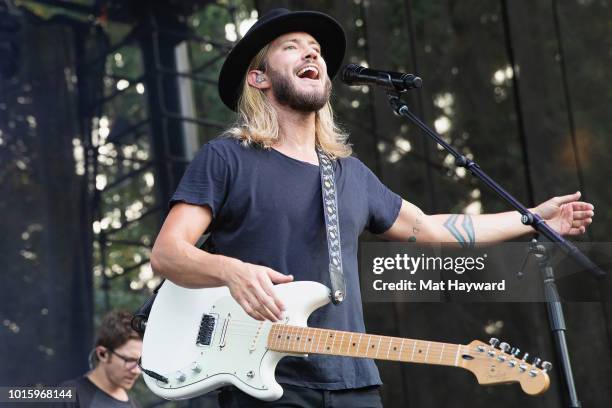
[373,279,506,292]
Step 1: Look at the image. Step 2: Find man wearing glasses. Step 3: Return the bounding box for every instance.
[58,310,142,407]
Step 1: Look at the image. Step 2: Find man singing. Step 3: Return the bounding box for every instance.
[150,8,594,407]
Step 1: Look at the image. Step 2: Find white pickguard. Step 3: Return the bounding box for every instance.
[142,281,331,401]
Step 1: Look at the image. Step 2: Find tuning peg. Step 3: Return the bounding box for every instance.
[521,352,529,362]
[541,361,553,373]
[511,347,520,357]
[489,338,500,348]
[499,342,511,353]
[533,357,542,368]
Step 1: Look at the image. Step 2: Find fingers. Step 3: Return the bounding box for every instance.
[268,270,294,284]
[568,226,586,236]
[228,264,292,322]
[573,210,595,220]
[571,201,594,210]
[241,291,279,321]
[259,272,287,317]
[238,297,267,321]
[572,219,592,229]
[555,191,581,205]
[253,282,283,321]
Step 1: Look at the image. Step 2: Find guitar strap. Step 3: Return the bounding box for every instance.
[316,146,346,305]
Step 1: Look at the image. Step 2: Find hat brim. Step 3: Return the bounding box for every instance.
[218,11,346,111]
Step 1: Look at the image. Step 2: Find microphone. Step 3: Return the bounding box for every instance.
[341,64,423,92]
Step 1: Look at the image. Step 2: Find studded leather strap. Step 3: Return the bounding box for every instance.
[316,147,346,305]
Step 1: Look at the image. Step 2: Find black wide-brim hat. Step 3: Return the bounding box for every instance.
[218,8,346,111]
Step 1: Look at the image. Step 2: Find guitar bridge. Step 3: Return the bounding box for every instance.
[196,314,217,346]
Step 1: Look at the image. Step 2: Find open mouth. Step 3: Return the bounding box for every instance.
[296,65,320,80]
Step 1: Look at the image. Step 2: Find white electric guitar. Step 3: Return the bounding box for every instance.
[141,281,550,401]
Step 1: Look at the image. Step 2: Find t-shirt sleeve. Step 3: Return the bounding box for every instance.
[169,143,230,218]
[363,165,402,234]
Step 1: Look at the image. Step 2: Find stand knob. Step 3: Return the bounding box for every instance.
[489,338,499,348]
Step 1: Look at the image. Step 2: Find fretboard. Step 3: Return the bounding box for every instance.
[267,325,466,367]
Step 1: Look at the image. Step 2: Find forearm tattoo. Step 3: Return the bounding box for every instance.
[443,214,475,248]
[407,209,424,242]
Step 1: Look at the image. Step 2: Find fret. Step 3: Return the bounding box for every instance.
[356,334,363,356]
[454,344,461,366]
[293,326,303,352]
[322,328,330,353]
[439,343,445,363]
[271,325,278,349]
[276,324,286,350]
[375,336,382,358]
[338,331,345,355]
[385,338,393,359]
[278,325,285,350]
[424,341,431,362]
[292,325,300,352]
[399,339,405,361]
[326,330,335,353]
[346,333,353,355]
[323,330,336,351]
[411,340,417,361]
[307,328,315,353]
[285,324,293,351]
[365,335,372,357]
[285,325,294,352]
[315,328,323,353]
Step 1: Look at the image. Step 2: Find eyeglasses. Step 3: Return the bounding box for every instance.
[109,349,140,370]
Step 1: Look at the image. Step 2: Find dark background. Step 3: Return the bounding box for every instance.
[1,0,611,407]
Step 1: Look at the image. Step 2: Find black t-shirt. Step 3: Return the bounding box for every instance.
[170,136,402,389]
[50,376,140,408]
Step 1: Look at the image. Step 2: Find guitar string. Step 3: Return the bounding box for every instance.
[201,322,532,357]
[193,333,540,368]
[192,320,540,367]
[187,343,541,373]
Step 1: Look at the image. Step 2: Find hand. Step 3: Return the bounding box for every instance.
[534,191,594,236]
[223,259,294,322]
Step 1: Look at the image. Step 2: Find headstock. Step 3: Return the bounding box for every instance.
[461,338,551,396]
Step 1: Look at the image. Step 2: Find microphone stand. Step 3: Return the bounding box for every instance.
[383,88,605,408]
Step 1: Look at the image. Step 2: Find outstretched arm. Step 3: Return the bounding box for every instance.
[380,191,594,245]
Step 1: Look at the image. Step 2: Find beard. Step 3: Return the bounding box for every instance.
[267,66,332,112]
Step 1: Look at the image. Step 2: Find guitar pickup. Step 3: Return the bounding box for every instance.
[196,314,217,346]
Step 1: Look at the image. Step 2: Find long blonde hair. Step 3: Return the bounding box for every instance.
[226,45,352,158]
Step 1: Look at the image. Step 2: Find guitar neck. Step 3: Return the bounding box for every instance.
[267,324,467,368]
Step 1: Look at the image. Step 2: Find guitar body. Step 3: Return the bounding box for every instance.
[142,281,331,401]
